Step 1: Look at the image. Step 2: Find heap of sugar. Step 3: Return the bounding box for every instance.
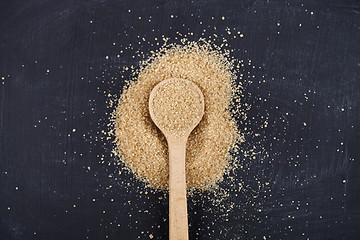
[113,41,241,190]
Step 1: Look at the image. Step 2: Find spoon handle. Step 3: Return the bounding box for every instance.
[168,139,189,240]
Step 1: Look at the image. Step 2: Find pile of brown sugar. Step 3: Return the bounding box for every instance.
[113,41,241,190]
[150,78,204,138]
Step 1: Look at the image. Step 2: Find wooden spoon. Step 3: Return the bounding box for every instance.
[149,78,205,240]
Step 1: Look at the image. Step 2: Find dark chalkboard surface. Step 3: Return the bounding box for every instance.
[1,0,360,239]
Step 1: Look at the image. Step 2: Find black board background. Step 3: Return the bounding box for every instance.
[1,0,360,239]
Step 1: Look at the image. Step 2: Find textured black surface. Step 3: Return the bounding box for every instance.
[1,0,360,239]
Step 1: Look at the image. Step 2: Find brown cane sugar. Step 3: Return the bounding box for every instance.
[150,79,204,138]
[113,41,242,190]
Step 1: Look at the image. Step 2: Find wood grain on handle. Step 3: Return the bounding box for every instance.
[168,138,189,240]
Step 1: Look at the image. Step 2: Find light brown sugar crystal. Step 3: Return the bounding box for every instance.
[113,41,241,190]
[150,79,203,137]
